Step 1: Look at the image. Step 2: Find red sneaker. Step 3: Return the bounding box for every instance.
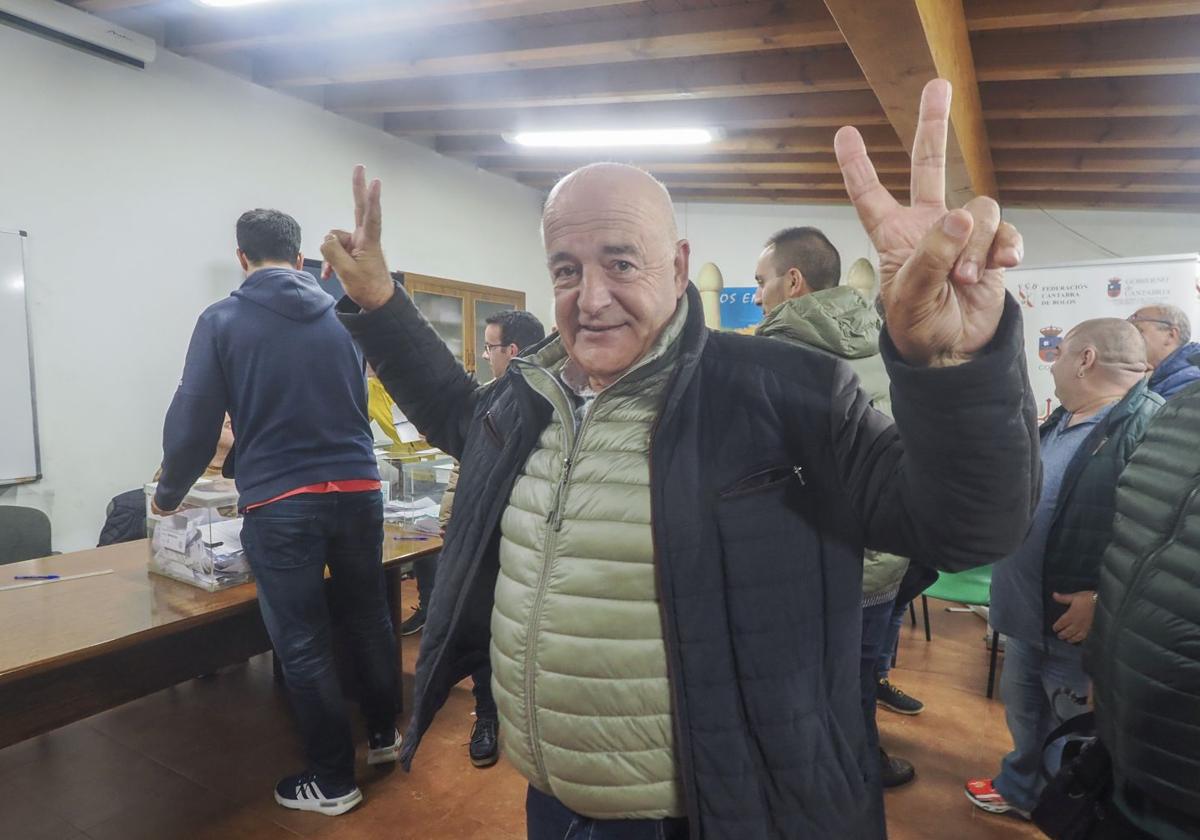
[964,778,1031,820]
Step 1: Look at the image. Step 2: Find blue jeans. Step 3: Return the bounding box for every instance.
[526,787,689,840]
[876,599,910,681]
[993,635,1090,811]
[241,491,397,786]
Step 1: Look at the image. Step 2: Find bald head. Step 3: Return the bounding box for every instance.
[1052,317,1149,412]
[1064,319,1149,378]
[541,163,690,390]
[543,163,678,246]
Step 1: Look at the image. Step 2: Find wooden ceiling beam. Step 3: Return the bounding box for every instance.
[992,149,1200,174]
[72,0,157,11]
[257,1,842,87]
[667,188,889,205]
[1003,190,1200,212]
[981,76,1200,121]
[384,92,890,135]
[325,48,868,114]
[964,0,1200,31]
[999,172,1200,193]
[823,0,995,204]
[519,173,911,191]
[171,1,646,56]
[436,126,903,157]
[989,117,1200,149]
[973,19,1200,82]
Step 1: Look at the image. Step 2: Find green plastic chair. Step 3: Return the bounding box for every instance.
[921,565,1001,698]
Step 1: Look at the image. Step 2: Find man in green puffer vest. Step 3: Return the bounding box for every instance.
[752,227,918,790]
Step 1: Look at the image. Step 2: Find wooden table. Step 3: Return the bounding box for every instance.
[0,525,440,750]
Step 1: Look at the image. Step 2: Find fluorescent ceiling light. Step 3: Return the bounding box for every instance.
[193,0,285,7]
[508,128,715,148]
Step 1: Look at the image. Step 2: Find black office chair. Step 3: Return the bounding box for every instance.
[0,505,53,565]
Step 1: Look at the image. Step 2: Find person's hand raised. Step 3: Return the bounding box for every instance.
[321,165,395,312]
[836,79,1023,367]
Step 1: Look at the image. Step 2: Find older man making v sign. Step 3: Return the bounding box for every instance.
[325,79,1037,840]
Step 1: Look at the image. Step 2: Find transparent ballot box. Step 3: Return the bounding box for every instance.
[144,478,251,591]
[383,455,454,535]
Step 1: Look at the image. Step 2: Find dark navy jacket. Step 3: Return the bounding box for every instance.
[340,282,1039,840]
[1148,342,1200,399]
[156,267,378,510]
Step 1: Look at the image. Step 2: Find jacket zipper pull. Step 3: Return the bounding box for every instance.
[793,465,806,486]
[546,457,572,529]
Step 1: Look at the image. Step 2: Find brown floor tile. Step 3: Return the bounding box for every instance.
[0,585,1044,839]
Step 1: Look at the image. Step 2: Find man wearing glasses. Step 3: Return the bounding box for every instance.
[1129,305,1200,399]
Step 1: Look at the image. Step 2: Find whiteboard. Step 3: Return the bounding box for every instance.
[0,229,40,485]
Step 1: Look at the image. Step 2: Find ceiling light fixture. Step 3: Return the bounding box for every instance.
[507,128,716,149]
[193,0,286,8]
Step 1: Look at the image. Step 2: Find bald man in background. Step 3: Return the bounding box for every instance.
[327,79,1038,840]
[967,318,1162,822]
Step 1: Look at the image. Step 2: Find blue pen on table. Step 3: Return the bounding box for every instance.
[14,574,60,580]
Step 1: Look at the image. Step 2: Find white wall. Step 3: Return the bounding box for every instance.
[677,200,1200,288]
[0,24,550,551]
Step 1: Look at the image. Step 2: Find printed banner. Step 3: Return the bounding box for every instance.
[719,286,763,331]
[1006,254,1200,422]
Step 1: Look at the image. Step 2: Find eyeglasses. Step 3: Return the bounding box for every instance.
[482,343,510,357]
[1127,316,1175,329]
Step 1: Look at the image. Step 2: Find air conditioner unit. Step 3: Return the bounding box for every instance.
[0,0,156,68]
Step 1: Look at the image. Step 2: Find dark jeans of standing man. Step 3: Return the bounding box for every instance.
[526,786,689,840]
[414,553,496,719]
[241,491,398,787]
[861,599,898,757]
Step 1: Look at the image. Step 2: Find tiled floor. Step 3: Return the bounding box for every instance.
[0,590,1041,839]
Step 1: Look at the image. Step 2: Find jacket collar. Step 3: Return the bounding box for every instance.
[1040,378,1153,437]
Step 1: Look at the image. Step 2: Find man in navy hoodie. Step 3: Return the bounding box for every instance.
[154,209,397,816]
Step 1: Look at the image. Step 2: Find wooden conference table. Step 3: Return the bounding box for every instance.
[0,525,440,750]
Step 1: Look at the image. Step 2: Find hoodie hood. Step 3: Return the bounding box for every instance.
[754,285,881,360]
[232,267,335,322]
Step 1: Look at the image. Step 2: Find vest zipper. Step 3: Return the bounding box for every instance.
[525,381,597,788]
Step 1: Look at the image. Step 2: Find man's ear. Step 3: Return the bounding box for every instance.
[787,267,808,297]
[236,249,250,273]
[1081,347,1098,371]
[295,252,304,270]
[674,240,691,297]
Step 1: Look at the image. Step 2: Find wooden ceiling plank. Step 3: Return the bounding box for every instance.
[1003,190,1200,212]
[989,117,1200,149]
[992,149,1200,173]
[482,152,915,174]
[171,0,648,57]
[384,91,890,135]
[964,0,1200,31]
[973,19,1200,82]
[999,171,1200,193]
[257,1,841,87]
[325,48,868,114]
[981,76,1200,120]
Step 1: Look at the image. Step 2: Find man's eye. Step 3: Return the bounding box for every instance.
[614,260,633,272]
[553,266,577,280]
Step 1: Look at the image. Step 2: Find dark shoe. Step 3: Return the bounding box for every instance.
[398,605,426,636]
[880,748,915,788]
[469,717,499,768]
[877,679,925,715]
[367,728,402,766]
[274,771,362,816]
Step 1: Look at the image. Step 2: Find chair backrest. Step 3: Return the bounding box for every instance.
[924,564,994,607]
[0,505,53,565]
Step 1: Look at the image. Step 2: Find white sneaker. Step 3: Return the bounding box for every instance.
[367,728,402,766]
[274,772,362,816]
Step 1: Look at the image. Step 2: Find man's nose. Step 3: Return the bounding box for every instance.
[578,267,613,313]
[753,287,763,307]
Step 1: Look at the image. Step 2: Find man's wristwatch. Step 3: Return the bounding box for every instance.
[1091,591,1099,604]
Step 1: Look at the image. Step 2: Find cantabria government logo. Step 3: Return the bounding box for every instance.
[1107,277,1123,298]
[1039,326,1064,363]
